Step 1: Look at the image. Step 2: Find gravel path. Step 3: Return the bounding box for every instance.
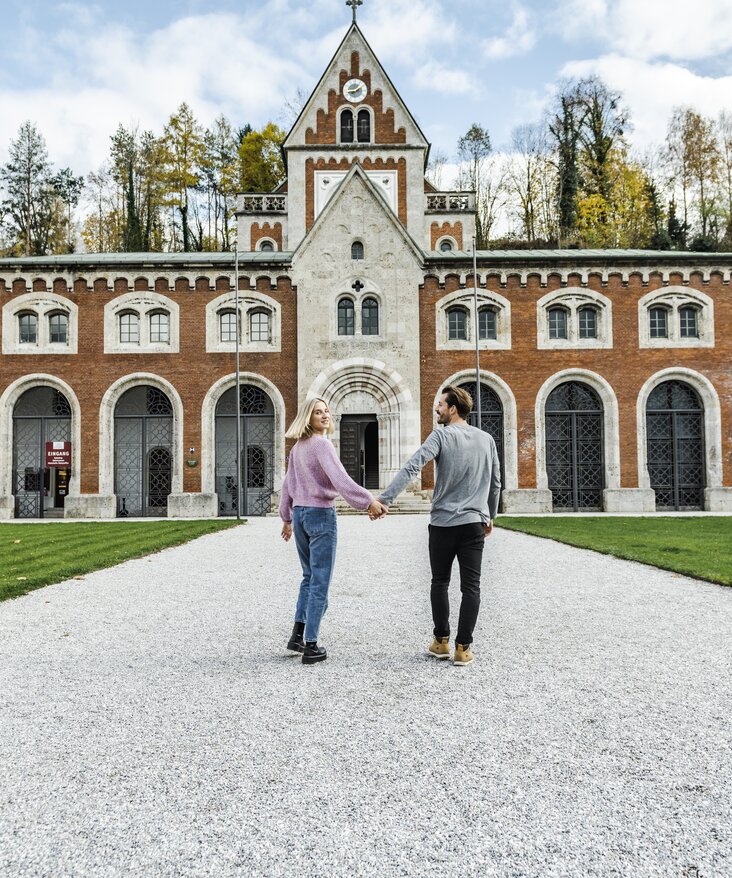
[1,515,731,878]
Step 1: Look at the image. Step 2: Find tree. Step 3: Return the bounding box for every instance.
[457,123,494,246]
[51,168,84,253]
[162,103,205,251]
[201,115,239,250]
[548,86,583,245]
[505,124,556,245]
[237,123,286,194]
[576,76,628,202]
[716,111,732,247]
[0,121,53,255]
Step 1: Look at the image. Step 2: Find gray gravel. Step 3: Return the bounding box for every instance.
[1,514,731,878]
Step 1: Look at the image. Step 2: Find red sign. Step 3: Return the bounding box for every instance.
[45,441,71,468]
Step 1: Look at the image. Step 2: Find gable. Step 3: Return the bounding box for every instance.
[284,24,429,152]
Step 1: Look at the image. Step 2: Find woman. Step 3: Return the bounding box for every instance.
[280,397,386,665]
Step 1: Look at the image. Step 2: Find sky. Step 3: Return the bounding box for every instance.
[1,0,731,178]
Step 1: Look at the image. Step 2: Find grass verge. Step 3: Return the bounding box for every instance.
[496,516,732,586]
[0,520,242,601]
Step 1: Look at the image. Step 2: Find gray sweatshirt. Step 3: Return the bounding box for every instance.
[379,423,501,526]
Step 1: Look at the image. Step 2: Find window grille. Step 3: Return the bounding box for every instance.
[351,241,364,260]
[150,311,170,343]
[48,312,68,344]
[447,307,467,341]
[478,308,496,340]
[649,307,668,338]
[19,313,38,344]
[340,110,354,143]
[548,307,568,340]
[679,306,699,338]
[362,297,379,335]
[219,311,237,343]
[119,312,140,344]
[578,306,597,339]
[250,311,270,342]
[357,109,370,143]
[338,298,355,336]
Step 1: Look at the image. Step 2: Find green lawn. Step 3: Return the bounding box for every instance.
[496,516,732,586]
[0,520,242,601]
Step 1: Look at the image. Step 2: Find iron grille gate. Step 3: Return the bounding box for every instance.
[215,385,275,516]
[458,382,505,495]
[114,387,173,517]
[545,382,604,511]
[12,388,71,519]
[646,380,704,510]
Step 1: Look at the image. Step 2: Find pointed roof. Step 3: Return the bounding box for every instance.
[283,22,430,157]
[291,163,424,265]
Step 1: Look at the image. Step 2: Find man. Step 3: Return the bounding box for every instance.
[377,385,501,666]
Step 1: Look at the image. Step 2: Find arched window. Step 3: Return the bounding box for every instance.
[48,312,68,344]
[219,310,238,343]
[447,307,468,341]
[351,240,364,260]
[362,297,379,335]
[338,298,355,336]
[547,306,568,340]
[357,109,370,143]
[649,306,669,339]
[439,239,454,252]
[679,306,699,338]
[258,240,274,252]
[18,312,38,344]
[119,311,140,344]
[478,307,497,340]
[249,310,270,342]
[578,306,597,339]
[340,109,354,143]
[149,311,170,344]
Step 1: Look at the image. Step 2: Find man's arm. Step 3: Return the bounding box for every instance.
[378,430,443,507]
[487,437,501,523]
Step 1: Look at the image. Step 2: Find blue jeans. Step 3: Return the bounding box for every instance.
[293,506,338,643]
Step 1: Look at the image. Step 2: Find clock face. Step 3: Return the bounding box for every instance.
[343,78,367,103]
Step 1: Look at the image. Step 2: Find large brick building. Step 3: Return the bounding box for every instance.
[1,20,731,518]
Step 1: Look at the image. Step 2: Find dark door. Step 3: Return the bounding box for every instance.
[545,381,604,511]
[646,380,704,510]
[340,415,379,489]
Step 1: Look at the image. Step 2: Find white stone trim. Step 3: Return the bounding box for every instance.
[307,357,419,488]
[435,236,458,253]
[98,374,184,498]
[436,369,518,490]
[637,286,714,348]
[255,237,278,252]
[2,292,78,355]
[332,278,386,342]
[536,287,612,350]
[535,369,621,492]
[200,373,286,498]
[636,367,722,492]
[104,291,180,354]
[0,374,82,505]
[205,290,281,353]
[436,287,511,351]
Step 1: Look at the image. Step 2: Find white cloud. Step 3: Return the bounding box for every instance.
[412,63,478,96]
[561,55,732,149]
[365,0,458,64]
[483,5,537,60]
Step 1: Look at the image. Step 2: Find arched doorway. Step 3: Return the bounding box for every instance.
[646,380,705,510]
[114,386,173,517]
[12,387,72,518]
[457,381,505,489]
[545,381,604,511]
[215,384,275,516]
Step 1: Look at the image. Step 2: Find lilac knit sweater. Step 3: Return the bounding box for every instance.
[279,435,374,522]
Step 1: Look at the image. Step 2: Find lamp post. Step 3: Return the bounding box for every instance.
[471,235,482,428]
[234,246,242,520]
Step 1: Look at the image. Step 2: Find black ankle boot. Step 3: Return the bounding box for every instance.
[287,621,305,654]
[302,641,327,665]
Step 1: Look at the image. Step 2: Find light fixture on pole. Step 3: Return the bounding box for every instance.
[472,235,482,428]
[234,246,242,521]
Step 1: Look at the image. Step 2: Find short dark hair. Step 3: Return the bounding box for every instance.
[441,385,472,419]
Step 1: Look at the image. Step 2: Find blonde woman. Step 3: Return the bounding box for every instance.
[280,397,387,664]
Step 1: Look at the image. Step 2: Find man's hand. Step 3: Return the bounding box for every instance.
[484,520,493,538]
[368,500,388,520]
[281,521,293,541]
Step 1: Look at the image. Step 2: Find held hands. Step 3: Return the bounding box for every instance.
[367,499,389,520]
[281,521,293,541]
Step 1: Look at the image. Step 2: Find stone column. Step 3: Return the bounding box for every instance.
[377,411,400,488]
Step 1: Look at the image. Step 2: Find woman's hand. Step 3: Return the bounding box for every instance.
[281,521,293,541]
[368,499,388,520]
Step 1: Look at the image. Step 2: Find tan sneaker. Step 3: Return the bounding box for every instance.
[453,643,474,666]
[428,636,450,659]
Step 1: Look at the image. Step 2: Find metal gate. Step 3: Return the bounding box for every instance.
[545,381,604,511]
[458,381,505,491]
[12,387,71,518]
[215,385,275,516]
[114,386,173,517]
[646,380,705,510]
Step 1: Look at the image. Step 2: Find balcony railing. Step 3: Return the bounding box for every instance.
[426,192,475,212]
[239,194,287,213]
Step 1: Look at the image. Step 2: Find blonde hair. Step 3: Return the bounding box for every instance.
[285,397,335,439]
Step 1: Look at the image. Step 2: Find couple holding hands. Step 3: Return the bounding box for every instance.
[280,386,501,666]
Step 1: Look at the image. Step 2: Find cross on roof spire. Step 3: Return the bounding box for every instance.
[346,0,363,24]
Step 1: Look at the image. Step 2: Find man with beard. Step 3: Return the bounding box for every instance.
[376,385,501,666]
